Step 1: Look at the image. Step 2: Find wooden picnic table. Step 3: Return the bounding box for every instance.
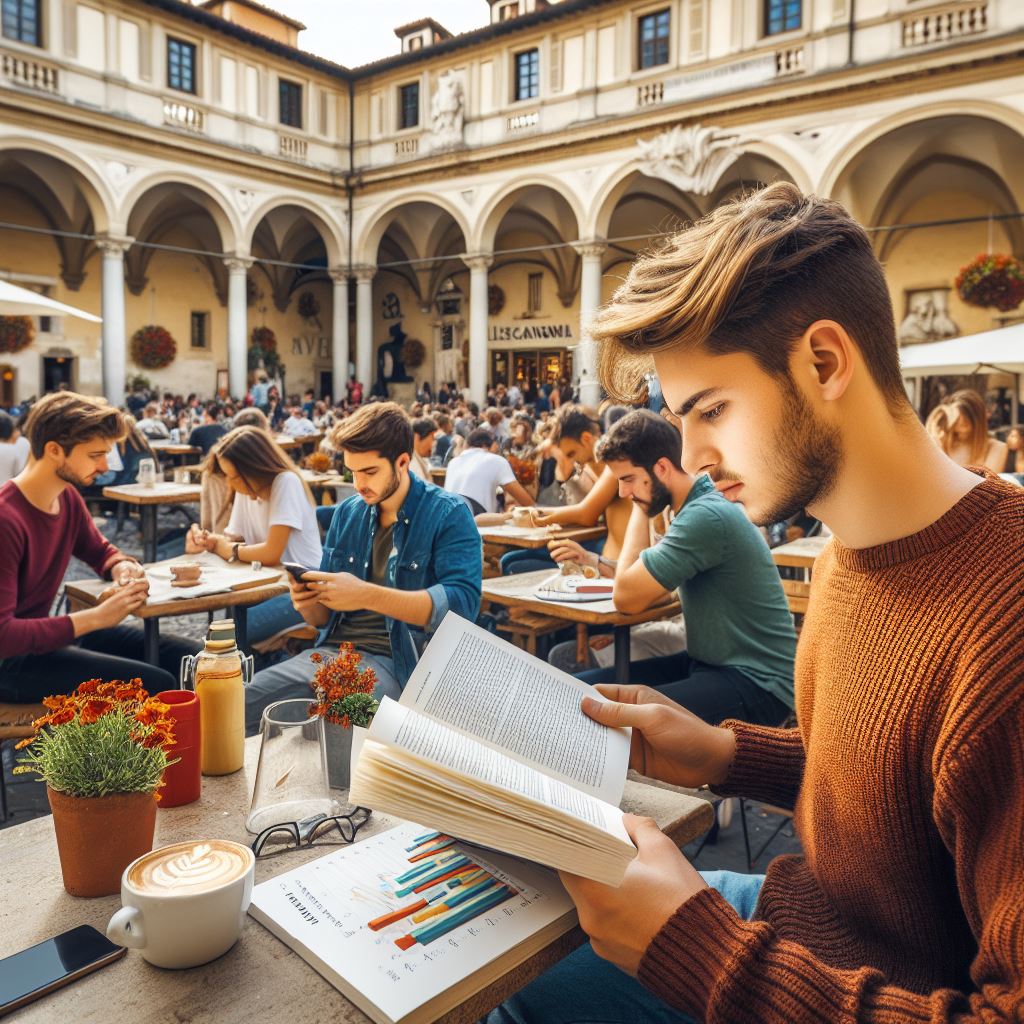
[0,736,711,1024]
[482,569,680,683]
[64,551,288,664]
[770,534,830,572]
[299,469,356,506]
[148,441,202,465]
[102,482,201,562]
[477,523,606,550]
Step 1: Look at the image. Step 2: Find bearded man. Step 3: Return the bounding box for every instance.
[579,408,795,727]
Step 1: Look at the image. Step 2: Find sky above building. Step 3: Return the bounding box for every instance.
[268,1,489,67]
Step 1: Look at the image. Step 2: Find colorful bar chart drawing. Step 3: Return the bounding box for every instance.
[367,833,519,949]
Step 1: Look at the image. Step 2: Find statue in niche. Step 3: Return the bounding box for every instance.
[374,322,413,397]
[431,70,464,147]
[898,289,959,344]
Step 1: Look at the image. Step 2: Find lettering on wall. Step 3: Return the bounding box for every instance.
[487,324,574,343]
[291,334,329,356]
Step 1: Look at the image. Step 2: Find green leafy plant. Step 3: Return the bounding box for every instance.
[248,325,282,376]
[15,679,178,798]
[309,644,379,728]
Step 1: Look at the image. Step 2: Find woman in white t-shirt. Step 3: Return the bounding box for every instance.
[187,426,322,645]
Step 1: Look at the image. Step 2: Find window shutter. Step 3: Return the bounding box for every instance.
[688,0,705,58]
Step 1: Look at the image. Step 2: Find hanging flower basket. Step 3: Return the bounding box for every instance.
[0,315,35,354]
[298,291,321,321]
[955,253,1024,312]
[402,338,426,369]
[248,325,282,376]
[130,325,176,369]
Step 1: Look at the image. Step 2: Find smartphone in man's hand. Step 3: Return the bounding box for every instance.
[282,562,317,583]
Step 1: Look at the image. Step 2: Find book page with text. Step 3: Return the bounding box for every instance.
[360,697,633,848]
[400,613,629,805]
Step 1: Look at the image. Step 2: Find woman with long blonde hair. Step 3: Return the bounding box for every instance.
[187,426,322,645]
[925,389,1008,472]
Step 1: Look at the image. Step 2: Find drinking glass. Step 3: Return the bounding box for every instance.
[246,699,342,836]
[137,458,157,488]
[173,467,192,485]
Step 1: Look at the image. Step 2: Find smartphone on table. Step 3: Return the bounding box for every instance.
[0,924,126,1017]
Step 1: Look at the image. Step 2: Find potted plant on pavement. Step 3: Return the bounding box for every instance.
[308,644,378,792]
[15,679,178,897]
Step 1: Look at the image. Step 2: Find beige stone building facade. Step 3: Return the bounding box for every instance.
[0,0,1021,411]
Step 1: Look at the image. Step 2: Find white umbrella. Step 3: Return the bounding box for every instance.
[899,322,1024,377]
[0,279,101,322]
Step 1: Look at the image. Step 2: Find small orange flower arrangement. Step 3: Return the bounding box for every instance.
[308,643,379,728]
[15,679,178,798]
[305,450,332,473]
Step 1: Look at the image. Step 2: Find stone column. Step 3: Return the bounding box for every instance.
[353,265,376,390]
[573,240,607,409]
[328,268,350,392]
[462,253,493,405]
[224,256,252,399]
[97,236,132,408]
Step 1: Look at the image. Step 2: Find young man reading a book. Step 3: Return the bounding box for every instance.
[244,402,482,733]
[0,392,200,700]
[490,184,1024,1022]
[574,408,795,728]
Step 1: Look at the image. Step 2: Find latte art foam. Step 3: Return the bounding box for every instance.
[128,840,251,895]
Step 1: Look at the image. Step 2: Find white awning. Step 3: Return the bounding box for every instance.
[0,279,102,322]
[899,323,1024,378]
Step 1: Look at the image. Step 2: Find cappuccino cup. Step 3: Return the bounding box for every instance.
[106,839,254,969]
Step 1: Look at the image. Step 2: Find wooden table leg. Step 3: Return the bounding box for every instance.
[141,505,158,563]
[613,623,631,683]
[143,618,160,665]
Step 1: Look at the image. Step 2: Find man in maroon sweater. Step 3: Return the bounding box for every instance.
[0,392,199,701]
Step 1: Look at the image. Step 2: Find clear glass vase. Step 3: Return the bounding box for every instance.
[245,699,342,836]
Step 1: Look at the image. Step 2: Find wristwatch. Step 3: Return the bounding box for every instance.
[228,542,242,563]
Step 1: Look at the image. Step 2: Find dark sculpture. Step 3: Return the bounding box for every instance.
[373,322,413,397]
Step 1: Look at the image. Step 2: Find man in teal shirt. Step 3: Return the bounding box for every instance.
[578,409,795,726]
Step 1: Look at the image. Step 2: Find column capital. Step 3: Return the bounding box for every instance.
[352,264,377,283]
[461,252,493,272]
[328,267,350,284]
[96,234,134,256]
[572,239,607,259]
[223,255,254,273]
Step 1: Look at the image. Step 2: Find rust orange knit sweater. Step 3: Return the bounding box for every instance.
[637,473,1024,1022]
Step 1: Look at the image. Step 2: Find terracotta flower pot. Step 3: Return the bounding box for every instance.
[47,787,158,898]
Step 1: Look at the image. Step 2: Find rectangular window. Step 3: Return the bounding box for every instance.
[399,81,419,130]
[514,48,539,101]
[279,78,303,128]
[765,0,801,36]
[190,311,208,349]
[167,37,196,94]
[528,272,543,314]
[2,0,40,45]
[638,9,670,69]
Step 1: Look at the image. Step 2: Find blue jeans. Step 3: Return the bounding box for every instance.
[245,644,399,734]
[577,653,790,728]
[244,593,307,646]
[486,871,764,1024]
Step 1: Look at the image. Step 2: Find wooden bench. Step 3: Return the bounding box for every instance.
[495,609,583,658]
[0,702,46,821]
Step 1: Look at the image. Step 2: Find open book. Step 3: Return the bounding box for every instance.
[349,612,636,887]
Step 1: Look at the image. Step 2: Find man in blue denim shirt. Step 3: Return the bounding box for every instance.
[244,403,481,733]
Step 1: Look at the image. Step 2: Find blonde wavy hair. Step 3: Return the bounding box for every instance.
[925,389,990,464]
[591,182,907,411]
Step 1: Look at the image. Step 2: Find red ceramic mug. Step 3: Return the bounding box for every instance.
[156,690,201,808]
